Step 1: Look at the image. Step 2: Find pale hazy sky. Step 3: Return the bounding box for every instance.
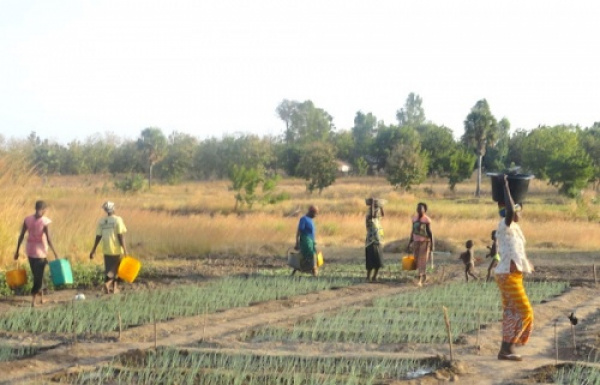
[1,0,598,143]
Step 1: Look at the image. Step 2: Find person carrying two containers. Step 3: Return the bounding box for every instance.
[90,201,128,294]
[291,205,320,277]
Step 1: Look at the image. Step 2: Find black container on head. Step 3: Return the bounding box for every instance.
[487,173,534,204]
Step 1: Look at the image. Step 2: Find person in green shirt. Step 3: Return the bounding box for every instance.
[89,201,128,294]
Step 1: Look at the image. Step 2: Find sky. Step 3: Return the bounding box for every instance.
[1,0,599,144]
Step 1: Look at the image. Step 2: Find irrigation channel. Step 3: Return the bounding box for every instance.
[1,273,600,384]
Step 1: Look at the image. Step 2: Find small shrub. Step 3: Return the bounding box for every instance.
[114,174,147,193]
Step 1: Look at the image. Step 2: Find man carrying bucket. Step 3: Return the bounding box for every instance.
[90,201,128,294]
[14,200,59,307]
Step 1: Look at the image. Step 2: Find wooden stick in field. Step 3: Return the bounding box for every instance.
[154,313,157,350]
[476,311,481,354]
[442,306,453,361]
[118,311,122,342]
[571,324,577,353]
[554,321,558,364]
[72,300,77,348]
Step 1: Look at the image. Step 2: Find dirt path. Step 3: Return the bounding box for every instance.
[450,286,600,385]
[1,280,598,385]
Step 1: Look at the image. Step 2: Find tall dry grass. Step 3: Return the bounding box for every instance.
[0,154,36,268]
[1,172,599,268]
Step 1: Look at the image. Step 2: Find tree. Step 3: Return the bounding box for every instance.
[373,125,421,171]
[547,150,594,197]
[276,99,296,145]
[416,124,456,176]
[521,125,576,180]
[296,142,337,194]
[137,127,167,188]
[32,139,62,177]
[276,100,335,176]
[521,125,594,196]
[276,99,334,146]
[506,129,528,169]
[155,131,198,184]
[83,133,120,174]
[61,140,87,175]
[385,143,429,190]
[447,146,477,190]
[580,124,600,189]
[229,164,263,210]
[355,157,369,176]
[483,117,510,172]
[396,93,426,127]
[331,130,353,163]
[351,111,377,165]
[462,99,498,197]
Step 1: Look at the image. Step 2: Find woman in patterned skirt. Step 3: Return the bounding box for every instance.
[407,202,434,287]
[495,174,534,361]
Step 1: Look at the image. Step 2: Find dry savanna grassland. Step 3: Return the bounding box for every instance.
[1,154,599,268]
[2,153,600,385]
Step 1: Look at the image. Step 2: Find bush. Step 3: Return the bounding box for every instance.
[114,174,147,193]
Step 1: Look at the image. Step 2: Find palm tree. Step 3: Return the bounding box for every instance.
[462,99,498,197]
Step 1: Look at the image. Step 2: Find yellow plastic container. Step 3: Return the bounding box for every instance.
[6,268,27,289]
[401,255,417,271]
[117,256,141,283]
[316,251,324,267]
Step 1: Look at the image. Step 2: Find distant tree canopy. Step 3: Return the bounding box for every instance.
[7,95,599,197]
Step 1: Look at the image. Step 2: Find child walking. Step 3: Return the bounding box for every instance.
[459,240,478,282]
[485,230,500,282]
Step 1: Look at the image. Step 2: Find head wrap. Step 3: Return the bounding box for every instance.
[102,201,115,214]
[498,203,521,218]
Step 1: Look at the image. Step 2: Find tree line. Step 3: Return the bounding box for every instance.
[1,94,599,200]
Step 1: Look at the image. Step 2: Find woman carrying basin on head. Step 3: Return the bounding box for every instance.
[495,174,534,361]
[365,198,385,282]
[90,201,128,294]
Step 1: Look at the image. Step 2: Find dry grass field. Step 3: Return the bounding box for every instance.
[1,160,599,268]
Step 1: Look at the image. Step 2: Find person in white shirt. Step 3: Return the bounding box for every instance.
[495,175,534,362]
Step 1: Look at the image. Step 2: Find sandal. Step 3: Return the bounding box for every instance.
[498,353,523,361]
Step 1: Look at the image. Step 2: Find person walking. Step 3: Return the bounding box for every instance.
[495,174,534,361]
[407,202,434,287]
[365,198,384,282]
[292,205,319,277]
[90,201,128,294]
[459,240,479,282]
[485,230,500,282]
[14,200,59,307]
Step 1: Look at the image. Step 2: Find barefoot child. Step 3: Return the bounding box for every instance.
[485,230,500,282]
[459,240,478,282]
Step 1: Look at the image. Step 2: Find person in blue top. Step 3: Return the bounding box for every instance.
[292,205,319,276]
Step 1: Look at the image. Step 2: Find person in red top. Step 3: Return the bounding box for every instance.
[407,202,434,287]
[14,200,59,307]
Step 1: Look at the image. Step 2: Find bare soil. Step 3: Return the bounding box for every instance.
[1,249,599,385]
